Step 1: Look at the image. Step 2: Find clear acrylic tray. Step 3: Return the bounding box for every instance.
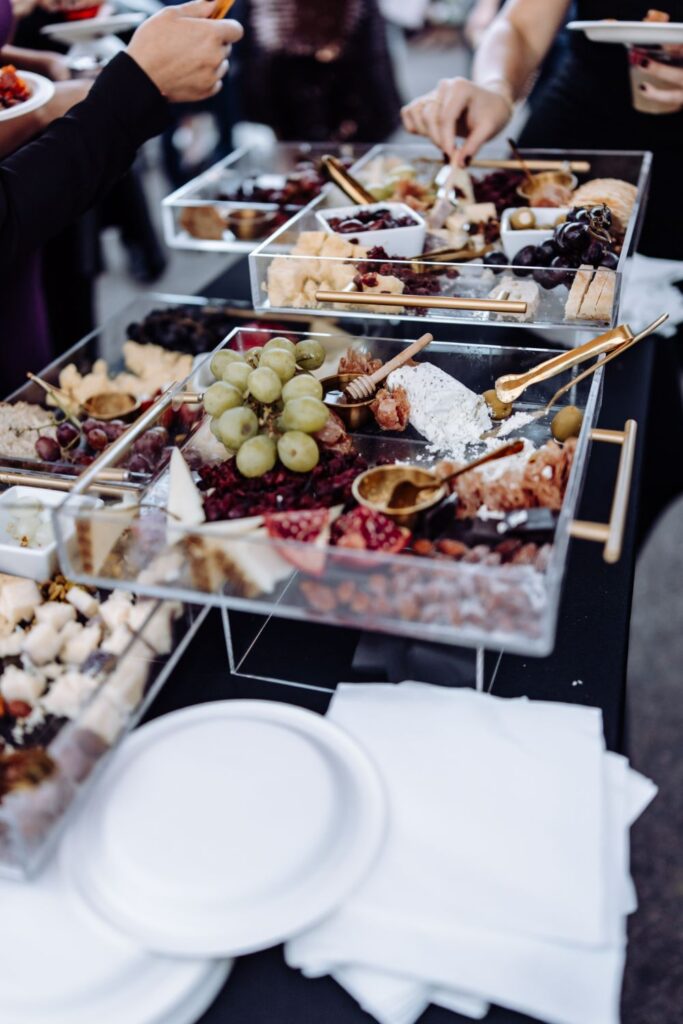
[162,142,371,254]
[0,293,241,489]
[0,594,208,879]
[248,146,651,334]
[48,326,634,659]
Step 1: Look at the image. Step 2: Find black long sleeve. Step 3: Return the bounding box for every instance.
[0,53,169,271]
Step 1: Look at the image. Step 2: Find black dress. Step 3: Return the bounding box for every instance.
[519,1,683,259]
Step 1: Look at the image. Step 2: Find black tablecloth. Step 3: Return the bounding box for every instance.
[143,258,683,1024]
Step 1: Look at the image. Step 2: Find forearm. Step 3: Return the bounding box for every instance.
[0,46,49,73]
[0,53,168,268]
[472,0,570,102]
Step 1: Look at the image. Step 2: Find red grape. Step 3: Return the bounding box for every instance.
[56,422,80,447]
[86,427,109,451]
[36,436,61,462]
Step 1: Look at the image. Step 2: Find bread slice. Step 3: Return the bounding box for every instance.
[564,265,594,320]
[577,268,616,322]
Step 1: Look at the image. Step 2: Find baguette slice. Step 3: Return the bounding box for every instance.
[564,265,594,320]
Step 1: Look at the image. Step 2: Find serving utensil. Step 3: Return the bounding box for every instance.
[407,244,493,274]
[321,155,375,205]
[209,0,236,18]
[471,158,591,173]
[343,332,433,401]
[0,468,134,498]
[384,439,524,511]
[493,323,634,404]
[315,289,528,316]
[507,138,535,191]
[427,160,474,230]
[483,313,668,440]
[28,372,141,423]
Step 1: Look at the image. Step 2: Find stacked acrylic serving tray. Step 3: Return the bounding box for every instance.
[162,141,371,254]
[50,326,623,661]
[247,145,651,337]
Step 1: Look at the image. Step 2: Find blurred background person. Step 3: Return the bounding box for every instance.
[235,0,402,142]
[401,0,683,260]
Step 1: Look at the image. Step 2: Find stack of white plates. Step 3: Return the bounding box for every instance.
[3,700,387,1024]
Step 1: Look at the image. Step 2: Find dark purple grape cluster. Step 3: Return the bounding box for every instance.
[510,205,619,290]
[127,304,239,356]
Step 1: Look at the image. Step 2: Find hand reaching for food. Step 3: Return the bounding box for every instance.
[401,77,514,166]
[127,0,243,103]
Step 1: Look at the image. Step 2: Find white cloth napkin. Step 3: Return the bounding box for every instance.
[286,683,656,1024]
[620,253,683,336]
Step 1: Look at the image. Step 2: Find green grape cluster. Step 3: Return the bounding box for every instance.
[204,336,328,477]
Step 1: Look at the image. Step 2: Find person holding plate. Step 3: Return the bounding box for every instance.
[0,0,242,390]
[401,0,683,260]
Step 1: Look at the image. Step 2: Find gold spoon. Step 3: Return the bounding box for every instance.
[385,439,525,511]
[493,323,634,404]
[28,372,142,423]
[483,313,668,440]
[343,332,434,402]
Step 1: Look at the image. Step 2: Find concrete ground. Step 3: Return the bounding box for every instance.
[94,30,682,1024]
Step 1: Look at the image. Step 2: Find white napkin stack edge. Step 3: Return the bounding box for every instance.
[286,683,657,1024]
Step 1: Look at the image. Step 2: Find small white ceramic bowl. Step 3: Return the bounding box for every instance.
[0,487,102,581]
[500,207,570,259]
[315,202,426,258]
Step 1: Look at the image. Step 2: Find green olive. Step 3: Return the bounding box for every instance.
[482,389,513,421]
[509,208,537,231]
[551,405,583,442]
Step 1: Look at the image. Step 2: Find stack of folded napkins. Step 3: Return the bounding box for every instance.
[286,683,656,1024]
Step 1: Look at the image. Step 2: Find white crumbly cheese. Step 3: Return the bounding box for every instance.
[61,622,102,666]
[388,362,492,462]
[34,602,77,631]
[42,671,98,719]
[0,578,41,627]
[495,410,535,437]
[101,623,134,657]
[66,586,99,619]
[1,665,46,703]
[21,622,62,666]
[98,592,134,632]
[0,630,23,658]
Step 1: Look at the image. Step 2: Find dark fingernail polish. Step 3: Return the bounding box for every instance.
[639,58,650,68]
[464,155,472,166]
[639,83,647,91]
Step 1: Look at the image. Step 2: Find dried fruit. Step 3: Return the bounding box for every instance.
[265,509,331,575]
[332,506,411,555]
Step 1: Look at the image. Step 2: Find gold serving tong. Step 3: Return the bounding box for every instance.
[321,155,375,205]
[483,313,668,440]
[343,331,433,401]
[315,289,527,316]
[493,324,634,404]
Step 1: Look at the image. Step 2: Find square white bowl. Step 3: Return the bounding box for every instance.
[315,201,426,258]
[500,207,570,260]
[0,487,102,581]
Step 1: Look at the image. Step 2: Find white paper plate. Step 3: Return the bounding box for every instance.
[41,12,144,42]
[0,72,55,123]
[0,855,231,1024]
[568,20,683,45]
[64,700,387,957]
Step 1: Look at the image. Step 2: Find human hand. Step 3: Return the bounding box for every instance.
[10,0,39,17]
[35,52,72,82]
[127,0,243,103]
[636,53,683,111]
[401,77,513,166]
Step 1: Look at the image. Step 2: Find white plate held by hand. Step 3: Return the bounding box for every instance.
[64,699,387,957]
[0,72,54,123]
[568,20,683,45]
